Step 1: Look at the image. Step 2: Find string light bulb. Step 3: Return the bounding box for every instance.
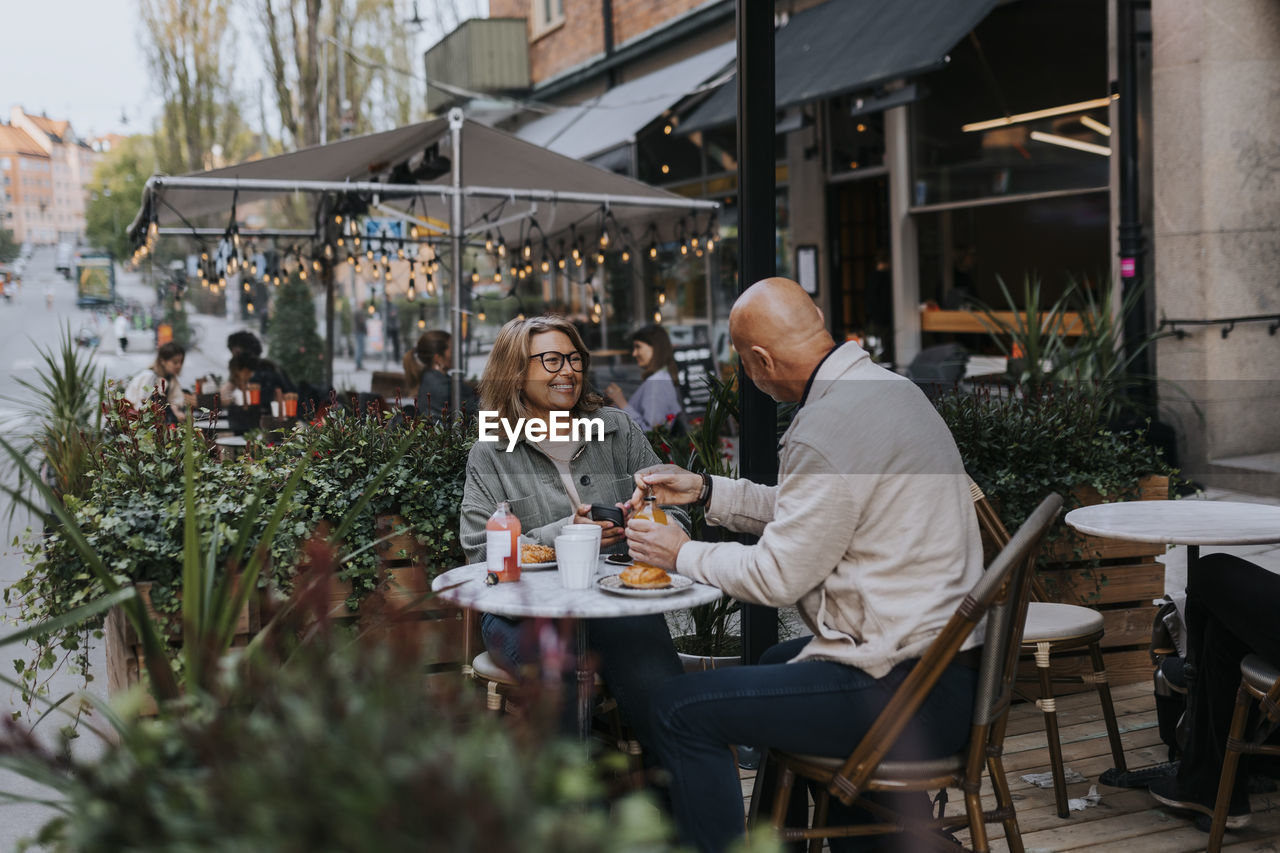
[621,249,631,263]
[648,242,658,259]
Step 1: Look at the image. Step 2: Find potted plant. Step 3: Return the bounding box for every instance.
[934,381,1175,688]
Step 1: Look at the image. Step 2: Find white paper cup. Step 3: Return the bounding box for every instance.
[270,401,281,417]
[562,523,603,548]
[555,535,598,589]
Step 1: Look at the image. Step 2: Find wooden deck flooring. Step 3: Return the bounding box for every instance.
[740,680,1280,851]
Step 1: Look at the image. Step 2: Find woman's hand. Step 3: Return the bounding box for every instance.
[604,382,627,408]
[627,463,702,512]
[573,504,626,547]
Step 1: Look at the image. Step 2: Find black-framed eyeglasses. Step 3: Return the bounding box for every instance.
[529,350,585,373]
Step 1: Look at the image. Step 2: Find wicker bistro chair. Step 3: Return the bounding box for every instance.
[1208,653,1280,851]
[972,483,1129,818]
[761,492,1062,853]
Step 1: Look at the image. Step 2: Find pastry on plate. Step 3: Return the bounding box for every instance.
[521,543,556,564]
[619,565,671,589]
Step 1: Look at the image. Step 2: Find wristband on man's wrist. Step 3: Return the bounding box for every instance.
[697,472,713,507]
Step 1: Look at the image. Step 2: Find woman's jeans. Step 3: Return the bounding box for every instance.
[481,611,683,749]
[648,636,978,853]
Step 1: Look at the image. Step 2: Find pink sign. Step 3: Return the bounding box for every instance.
[1120,257,1136,278]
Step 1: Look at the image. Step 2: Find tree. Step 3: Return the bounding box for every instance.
[85,136,155,261]
[256,0,482,150]
[268,273,325,387]
[0,229,17,264]
[139,0,257,173]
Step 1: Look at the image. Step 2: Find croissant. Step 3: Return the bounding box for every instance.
[619,565,671,589]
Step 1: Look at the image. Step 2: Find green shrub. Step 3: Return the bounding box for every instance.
[1,567,680,853]
[934,382,1173,535]
[9,394,474,705]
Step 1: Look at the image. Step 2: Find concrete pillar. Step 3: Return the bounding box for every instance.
[1152,0,1280,490]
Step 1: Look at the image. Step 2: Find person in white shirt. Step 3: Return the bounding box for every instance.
[123,342,190,423]
[113,312,129,355]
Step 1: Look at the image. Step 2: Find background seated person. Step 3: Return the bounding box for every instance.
[123,342,192,424]
[409,329,478,420]
[605,324,682,431]
[459,315,688,747]
[1148,553,1280,831]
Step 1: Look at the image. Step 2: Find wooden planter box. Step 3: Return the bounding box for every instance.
[1021,475,1169,693]
[103,514,479,713]
[104,580,259,718]
[325,514,478,671]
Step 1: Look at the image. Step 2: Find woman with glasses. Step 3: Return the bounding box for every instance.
[460,315,688,747]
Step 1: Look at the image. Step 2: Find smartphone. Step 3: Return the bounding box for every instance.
[589,504,625,528]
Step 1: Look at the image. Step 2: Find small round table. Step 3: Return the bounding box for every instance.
[1065,499,1280,570]
[433,561,722,739]
[1065,499,1280,787]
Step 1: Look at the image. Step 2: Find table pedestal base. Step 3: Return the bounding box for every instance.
[1099,762,1177,788]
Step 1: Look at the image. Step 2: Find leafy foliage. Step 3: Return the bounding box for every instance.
[0,525,688,852]
[933,382,1173,536]
[0,228,17,263]
[267,272,325,387]
[0,326,106,517]
[9,393,475,703]
[85,136,156,262]
[267,401,473,604]
[972,273,1182,422]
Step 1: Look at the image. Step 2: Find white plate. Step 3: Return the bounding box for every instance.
[521,561,557,571]
[597,573,694,597]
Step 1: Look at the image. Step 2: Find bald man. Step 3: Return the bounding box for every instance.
[626,277,984,853]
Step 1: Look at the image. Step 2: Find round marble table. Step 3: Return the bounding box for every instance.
[433,561,721,737]
[1065,500,1280,548]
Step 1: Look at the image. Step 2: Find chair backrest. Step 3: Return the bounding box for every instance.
[970,492,1062,728]
[827,491,1062,805]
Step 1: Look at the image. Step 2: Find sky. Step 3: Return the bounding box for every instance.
[0,0,163,138]
[0,0,488,142]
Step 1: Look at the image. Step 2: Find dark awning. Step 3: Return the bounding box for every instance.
[678,0,998,135]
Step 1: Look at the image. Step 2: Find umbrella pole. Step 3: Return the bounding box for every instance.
[449,108,464,414]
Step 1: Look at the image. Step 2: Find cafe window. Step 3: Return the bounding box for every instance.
[915,191,1109,309]
[911,0,1108,207]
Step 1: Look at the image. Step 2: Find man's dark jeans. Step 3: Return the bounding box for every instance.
[481,611,683,749]
[648,636,977,853]
[1176,553,1280,814]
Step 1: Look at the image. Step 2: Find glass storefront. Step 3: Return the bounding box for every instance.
[910,0,1109,207]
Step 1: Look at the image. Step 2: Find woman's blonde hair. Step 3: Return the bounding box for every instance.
[480,315,602,422]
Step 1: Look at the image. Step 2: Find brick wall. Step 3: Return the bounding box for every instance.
[490,0,711,86]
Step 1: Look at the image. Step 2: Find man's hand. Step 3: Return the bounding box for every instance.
[573,504,626,547]
[628,463,702,513]
[625,517,690,572]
